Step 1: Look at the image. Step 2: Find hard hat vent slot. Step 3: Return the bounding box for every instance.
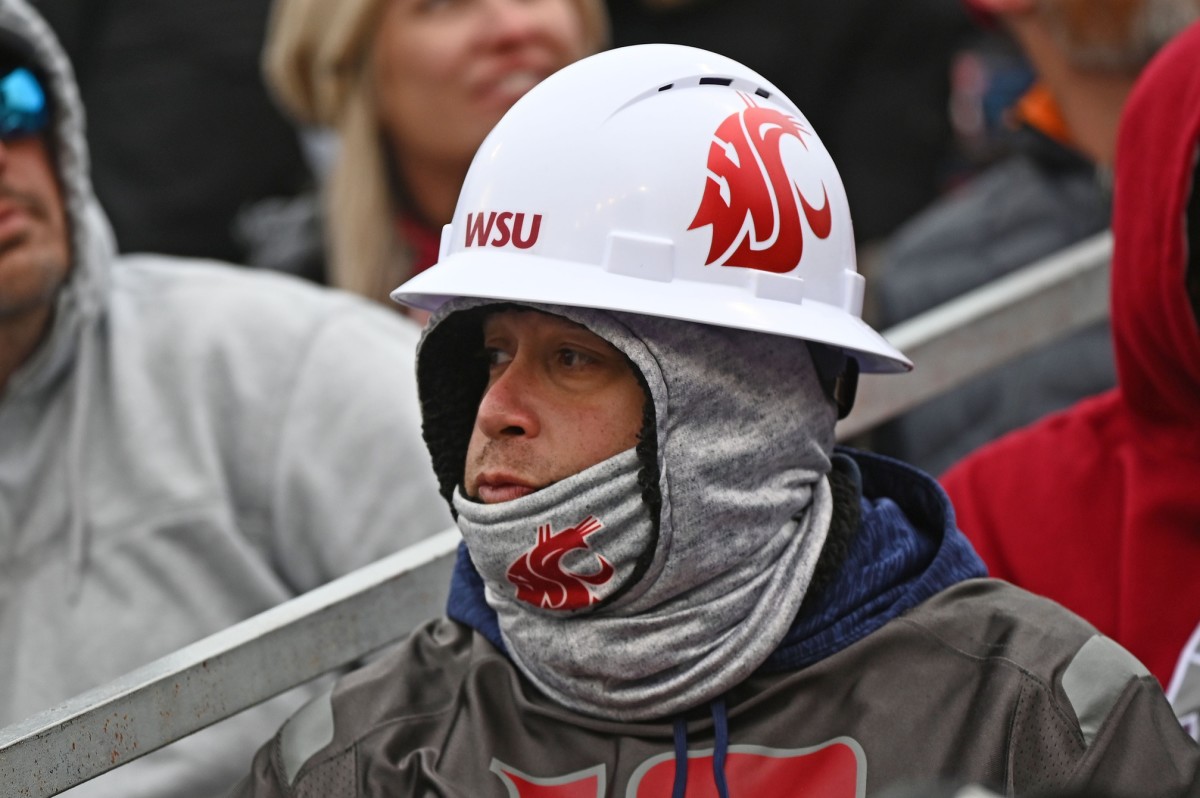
[619,75,772,118]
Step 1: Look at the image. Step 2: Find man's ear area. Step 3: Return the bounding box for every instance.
[416,306,496,507]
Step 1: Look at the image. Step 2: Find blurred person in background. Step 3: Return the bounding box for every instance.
[941,18,1200,741]
[262,0,608,309]
[605,0,975,248]
[867,0,1200,475]
[0,1,451,795]
[29,0,322,279]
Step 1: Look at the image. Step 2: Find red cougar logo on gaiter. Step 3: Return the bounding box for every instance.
[507,516,614,610]
[689,93,832,273]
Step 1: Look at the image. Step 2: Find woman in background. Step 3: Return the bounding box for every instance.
[264,0,608,306]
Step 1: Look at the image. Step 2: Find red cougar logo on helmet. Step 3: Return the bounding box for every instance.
[689,92,832,273]
[507,516,614,610]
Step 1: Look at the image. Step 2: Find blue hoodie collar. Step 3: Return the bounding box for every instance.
[760,447,987,672]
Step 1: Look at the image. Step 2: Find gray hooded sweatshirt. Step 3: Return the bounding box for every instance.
[0,1,451,795]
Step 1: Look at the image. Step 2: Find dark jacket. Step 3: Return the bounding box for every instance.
[232,451,1199,797]
[870,129,1114,475]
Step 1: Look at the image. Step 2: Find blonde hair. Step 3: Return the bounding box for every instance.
[264,0,609,305]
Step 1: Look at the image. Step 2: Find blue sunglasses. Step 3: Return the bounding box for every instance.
[0,67,48,139]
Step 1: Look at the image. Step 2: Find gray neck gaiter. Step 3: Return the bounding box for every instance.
[454,449,650,613]
[454,455,830,721]
[422,299,839,722]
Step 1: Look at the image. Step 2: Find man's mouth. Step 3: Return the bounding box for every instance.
[0,203,33,249]
[474,473,540,504]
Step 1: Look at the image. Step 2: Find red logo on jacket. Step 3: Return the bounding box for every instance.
[688,93,832,273]
[490,739,864,797]
[506,515,614,610]
[629,742,861,797]
[491,760,605,798]
[465,211,543,249]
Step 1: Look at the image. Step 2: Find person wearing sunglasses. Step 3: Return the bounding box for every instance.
[0,65,46,135]
[0,2,451,797]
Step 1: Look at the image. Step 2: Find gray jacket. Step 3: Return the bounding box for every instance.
[0,2,450,796]
[233,581,1200,797]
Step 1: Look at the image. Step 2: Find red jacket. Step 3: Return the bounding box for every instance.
[941,21,1200,708]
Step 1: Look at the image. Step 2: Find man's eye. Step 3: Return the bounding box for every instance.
[557,348,596,368]
[485,348,513,368]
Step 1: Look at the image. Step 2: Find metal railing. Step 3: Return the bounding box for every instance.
[0,232,1114,798]
[838,230,1112,440]
[0,530,461,798]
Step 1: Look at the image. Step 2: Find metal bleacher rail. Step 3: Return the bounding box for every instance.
[0,231,1114,798]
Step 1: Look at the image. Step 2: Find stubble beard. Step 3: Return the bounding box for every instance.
[0,246,69,320]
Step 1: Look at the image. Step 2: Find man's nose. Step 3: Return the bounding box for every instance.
[475,359,541,440]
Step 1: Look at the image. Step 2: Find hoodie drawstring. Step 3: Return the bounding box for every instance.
[711,697,730,798]
[671,717,689,798]
[64,320,96,602]
[671,698,732,798]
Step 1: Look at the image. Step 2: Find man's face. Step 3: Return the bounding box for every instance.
[464,309,646,504]
[0,134,70,319]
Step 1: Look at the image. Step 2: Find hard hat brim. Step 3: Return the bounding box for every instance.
[392,251,912,374]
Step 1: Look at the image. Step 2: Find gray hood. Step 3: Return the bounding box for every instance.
[1,0,115,595]
[416,298,838,718]
[1,0,114,399]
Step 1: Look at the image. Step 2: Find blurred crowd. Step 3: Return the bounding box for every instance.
[2,0,1200,795]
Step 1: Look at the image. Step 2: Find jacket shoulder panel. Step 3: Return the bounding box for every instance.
[894,580,1195,794]
[1061,634,1150,747]
[284,619,481,788]
[899,579,1100,676]
[898,580,1167,748]
[280,689,336,786]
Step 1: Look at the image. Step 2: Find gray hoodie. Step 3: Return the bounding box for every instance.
[0,1,451,795]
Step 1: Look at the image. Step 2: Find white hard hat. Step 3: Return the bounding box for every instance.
[392,43,911,373]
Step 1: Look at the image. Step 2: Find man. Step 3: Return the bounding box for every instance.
[942,19,1200,740]
[869,0,1200,475]
[0,1,450,796]
[235,45,1199,797]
